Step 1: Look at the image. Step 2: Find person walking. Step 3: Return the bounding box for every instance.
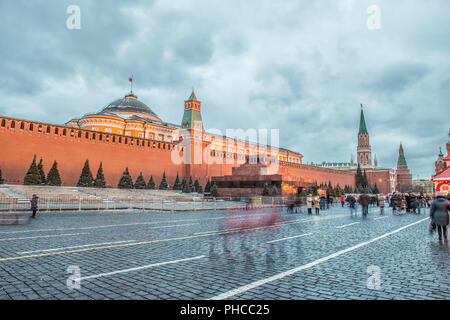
[307,195,313,215]
[346,194,357,216]
[378,195,385,215]
[314,196,320,215]
[30,194,39,219]
[359,191,371,218]
[340,195,345,207]
[430,192,450,241]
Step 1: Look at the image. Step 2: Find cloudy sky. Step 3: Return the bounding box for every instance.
[0,0,449,179]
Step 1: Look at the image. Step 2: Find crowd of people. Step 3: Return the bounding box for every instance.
[300,190,448,241]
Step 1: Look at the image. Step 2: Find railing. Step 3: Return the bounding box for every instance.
[0,195,297,213]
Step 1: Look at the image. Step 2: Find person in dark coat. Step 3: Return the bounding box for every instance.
[430,193,450,241]
[30,194,39,219]
[409,193,418,214]
[358,191,371,217]
[346,194,357,216]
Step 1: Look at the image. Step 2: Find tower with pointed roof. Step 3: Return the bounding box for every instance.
[396,143,412,191]
[357,104,372,168]
[181,89,203,131]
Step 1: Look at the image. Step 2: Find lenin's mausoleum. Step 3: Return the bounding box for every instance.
[0,84,412,195]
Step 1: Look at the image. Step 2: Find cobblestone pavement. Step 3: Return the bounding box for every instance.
[0,205,448,300]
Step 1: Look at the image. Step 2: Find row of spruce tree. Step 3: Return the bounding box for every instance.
[23,155,62,186]
[16,156,220,195]
[354,164,380,194]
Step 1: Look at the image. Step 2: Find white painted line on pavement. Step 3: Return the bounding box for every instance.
[210,217,429,300]
[0,213,270,235]
[374,216,389,220]
[16,240,137,254]
[267,233,314,243]
[79,255,206,281]
[0,233,89,242]
[336,222,360,229]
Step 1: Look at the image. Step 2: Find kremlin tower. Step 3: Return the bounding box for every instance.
[396,143,413,191]
[357,104,373,168]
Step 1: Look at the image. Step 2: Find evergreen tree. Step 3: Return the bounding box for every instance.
[46,161,62,186]
[312,184,319,196]
[355,164,363,189]
[182,181,191,193]
[362,170,369,188]
[159,172,169,190]
[118,167,134,189]
[93,162,106,188]
[181,177,187,190]
[210,183,219,198]
[188,176,193,190]
[77,159,94,187]
[197,184,203,194]
[24,155,41,185]
[373,183,379,194]
[327,182,333,197]
[134,172,146,189]
[193,179,200,192]
[270,185,278,196]
[0,168,4,184]
[204,180,211,193]
[37,158,46,185]
[146,176,156,189]
[172,173,181,190]
[262,182,270,196]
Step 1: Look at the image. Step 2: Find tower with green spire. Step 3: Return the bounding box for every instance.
[181,88,203,131]
[397,143,408,168]
[179,88,206,181]
[357,104,372,168]
[396,142,412,191]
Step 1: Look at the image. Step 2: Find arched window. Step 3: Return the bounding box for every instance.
[78,131,81,138]
[85,132,89,139]
[0,119,5,127]
[99,134,102,141]
[10,121,15,129]
[46,126,51,134]
[29,123,33,131]
[20,122,24,130]
[92,133,96,140]
[55,127,59,135]
[112,136,116,143]
[119,137,122,143]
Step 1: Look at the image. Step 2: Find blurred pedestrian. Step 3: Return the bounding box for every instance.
[314,196,320,215]
[359,191,371,217]
[430,192,449,241]
[30,194,39,219]
[346,194,357,216]
[378,195,385,215]
[307,195,313,215]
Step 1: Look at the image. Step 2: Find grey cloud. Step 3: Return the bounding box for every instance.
[0,0,449,179]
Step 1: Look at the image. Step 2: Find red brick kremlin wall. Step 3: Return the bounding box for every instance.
[0,116,355,190]
[0,116,185,187]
